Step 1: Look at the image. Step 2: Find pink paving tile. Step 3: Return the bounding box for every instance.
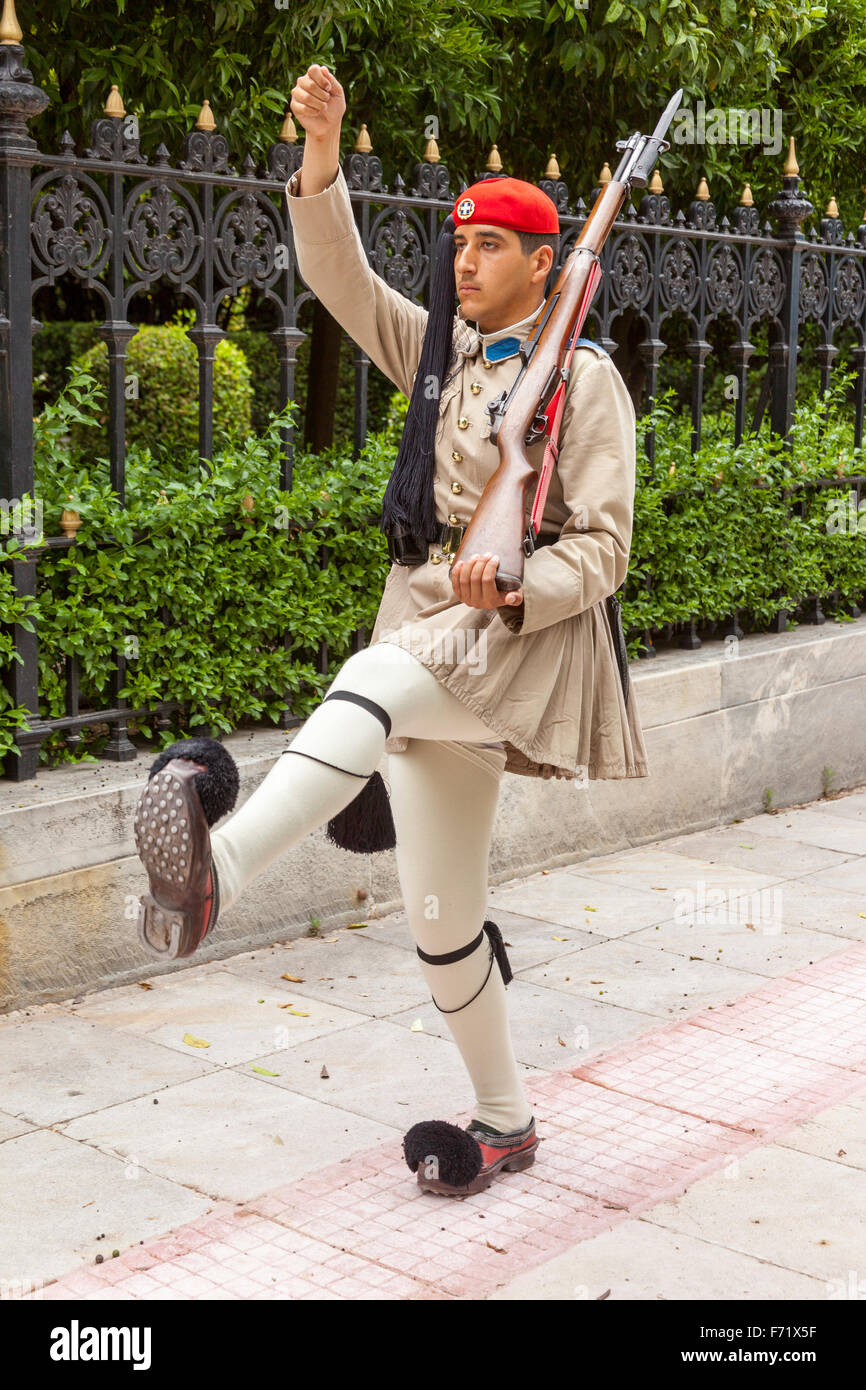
[42,944,866,1303]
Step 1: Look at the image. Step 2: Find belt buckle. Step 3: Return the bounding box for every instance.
[440,522,465,555]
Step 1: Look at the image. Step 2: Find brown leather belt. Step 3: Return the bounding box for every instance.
[436,521,561,558]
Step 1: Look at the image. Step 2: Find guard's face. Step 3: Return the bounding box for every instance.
[453,224,550,333]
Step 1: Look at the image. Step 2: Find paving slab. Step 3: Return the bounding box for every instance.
[487,867,678,936]
[0,1129,211,1285]
[628,916,850,976]
[0,1013,212,1126]
[60,1070,397,1204]
[0,1109,35,1143]
[652,825,855,879]
[227,1017,546,1130]
[637,1144,866,1286]
[519,938,769,1019]
[66,966,372,1067]
[389,979,666,1071]
[564,847,785,897]
[774,1093,866,1171]
[487,1213,832,1301]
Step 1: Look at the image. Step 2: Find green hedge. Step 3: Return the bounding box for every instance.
[67,319,252,463]
[1,365,864,770]
[33,315,397,453]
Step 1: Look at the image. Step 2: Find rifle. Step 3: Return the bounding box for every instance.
[452,89,684,594]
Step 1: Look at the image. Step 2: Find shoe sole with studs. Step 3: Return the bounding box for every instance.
[133,758,212,960]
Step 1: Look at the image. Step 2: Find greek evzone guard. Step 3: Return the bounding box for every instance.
[133,65,649,1198]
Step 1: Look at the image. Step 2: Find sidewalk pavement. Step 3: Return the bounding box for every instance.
[1,787,864,1301]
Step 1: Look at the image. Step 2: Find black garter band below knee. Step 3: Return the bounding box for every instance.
[417,920,514,1014]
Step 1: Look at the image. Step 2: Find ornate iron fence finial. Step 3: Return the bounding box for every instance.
[103,84,125,117]
[784,136,799,178]
[278,111,297,143]
[0,0,22,45]
[196,99,216,132]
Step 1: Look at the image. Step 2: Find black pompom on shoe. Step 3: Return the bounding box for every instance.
[403,1120,483,1189]
[148,737,239,827]
[403,1114,539,1196]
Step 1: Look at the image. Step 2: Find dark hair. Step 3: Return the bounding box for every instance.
[515,228,560,267]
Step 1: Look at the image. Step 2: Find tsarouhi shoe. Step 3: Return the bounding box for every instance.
[133,737,239,960]
[402,1115,539,1196]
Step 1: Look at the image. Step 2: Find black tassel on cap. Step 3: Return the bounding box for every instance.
[326,769,396,854]
[380,213,457,546]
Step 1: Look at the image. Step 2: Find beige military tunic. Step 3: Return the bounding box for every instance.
[285,167,649,782]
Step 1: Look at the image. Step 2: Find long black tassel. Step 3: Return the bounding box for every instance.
[482,918,513,986]
[326,769,396,854]
[380,213,457,546]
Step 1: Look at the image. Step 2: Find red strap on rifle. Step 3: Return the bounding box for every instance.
[528,258,603,540]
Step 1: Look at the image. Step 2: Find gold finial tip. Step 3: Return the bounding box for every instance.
[826,195,839,218]
[544,153,561,179]
[279,112,297,143]
[696,176,710,200]
[486,143,502,173]
[784,136,799,177]
[599,161,612,185]
[104,84,126,118]
[196,99,216,131]
[423,135,440,163]
[0,0,23,44]
[354,123,372,154]
[740,182,754,206]
[648,168,664,194]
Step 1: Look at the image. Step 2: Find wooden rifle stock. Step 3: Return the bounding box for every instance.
[451,91,682,595]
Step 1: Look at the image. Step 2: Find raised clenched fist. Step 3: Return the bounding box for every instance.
[290,64,346,141]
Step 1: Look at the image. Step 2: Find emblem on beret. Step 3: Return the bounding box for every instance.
[456,197,475,220]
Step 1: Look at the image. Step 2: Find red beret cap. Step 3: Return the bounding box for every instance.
[452,176,559,235]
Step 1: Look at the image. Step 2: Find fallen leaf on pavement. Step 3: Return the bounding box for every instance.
[182,1032,210,1048]
[281,974,304,982]
[252,1066,280,1076]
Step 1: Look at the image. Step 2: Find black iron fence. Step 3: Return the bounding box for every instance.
[3,19,866,780]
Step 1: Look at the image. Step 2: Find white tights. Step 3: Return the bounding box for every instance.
[209,642,533,1134]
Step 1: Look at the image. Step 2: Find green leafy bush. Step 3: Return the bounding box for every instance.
[25,365,393,767]
[67,318,252,465]
[625,374,866,654]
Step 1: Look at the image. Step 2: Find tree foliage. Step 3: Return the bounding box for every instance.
[19,0,866,224]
